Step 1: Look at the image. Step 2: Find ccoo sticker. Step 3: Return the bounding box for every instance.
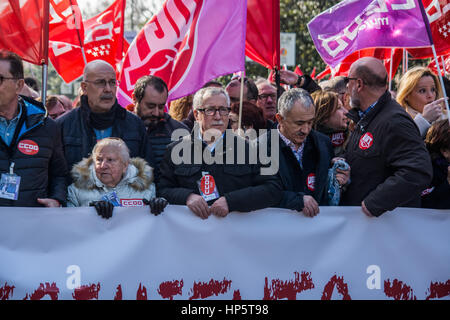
[18,140,39,155]
[359,133,374,150]
[307,173,315,192]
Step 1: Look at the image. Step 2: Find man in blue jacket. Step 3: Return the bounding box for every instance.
[0,50,67,207]
[56,60,150,176]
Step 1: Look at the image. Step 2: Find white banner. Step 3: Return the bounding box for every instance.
[0,206,449,300]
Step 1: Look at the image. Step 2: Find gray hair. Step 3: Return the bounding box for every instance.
[278,88,314,117]
[92,138,130,164]
[193,87,230,110]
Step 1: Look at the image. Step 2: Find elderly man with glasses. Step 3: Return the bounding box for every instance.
[56,60,150,178]
[157,87,282,219]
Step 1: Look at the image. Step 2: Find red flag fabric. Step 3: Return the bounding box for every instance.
[0,0,46,65]
[408,0,450,58]
[245,0,280,70]
[49,0,127,83]
[294,65,303,76]
[48,0,84,46]
[317,48,402,80]
[310,67,316,79]
[428,54,450,74]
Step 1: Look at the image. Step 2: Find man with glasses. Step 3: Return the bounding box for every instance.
[255,79,278,126]
[342,57,432,217]
[157,87,282,219]
[132,75,188,182]
[56,60,150,175]
[0,50,67,207]
[225,76,258,105]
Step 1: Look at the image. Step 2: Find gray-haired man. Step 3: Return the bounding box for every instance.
[262,88,350,217]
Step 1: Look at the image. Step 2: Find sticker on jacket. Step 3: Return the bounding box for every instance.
[120,199,144,207]
[359,132,374,150]
[421,187,435,196]
[18,140,39,155]
[331,132,345,147]
[197,172,220,202]
[307,173,315,192]
[0,173,21,200]
[101,191,121,207]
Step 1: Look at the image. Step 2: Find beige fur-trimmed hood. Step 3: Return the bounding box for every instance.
[71,157,154,191]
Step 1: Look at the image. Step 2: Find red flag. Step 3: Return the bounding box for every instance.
[49,0,127,83]
[428,54,450,74]
[310,67,316,79]
[48,0,84,46]
[0,0,47,65]
[408,0,450,59]
[318,48,402,80]
[245,0,280,70]
[294,65,303,76]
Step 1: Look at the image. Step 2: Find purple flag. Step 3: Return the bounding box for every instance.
[117,0,247,106]
[307,0,433,68]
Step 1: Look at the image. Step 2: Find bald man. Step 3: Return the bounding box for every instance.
[56,60,150,176]
[341,57,432,217]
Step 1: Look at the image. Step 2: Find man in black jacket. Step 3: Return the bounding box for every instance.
[342,57,433,217]
[157,87,283,219]
[0,50,67,207]
[261,88,349,217]
[132,75,188,182]
[56,60,149,175]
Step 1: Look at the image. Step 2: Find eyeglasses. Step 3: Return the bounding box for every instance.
[197,106,231,116]
[258,93,277,100]
[84,79,120,89]
[343,77,359,85]
[0,75,18,85]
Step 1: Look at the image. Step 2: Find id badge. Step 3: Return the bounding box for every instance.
[101,191,121,207]
[0,173,21,200]
[197,172,220,202]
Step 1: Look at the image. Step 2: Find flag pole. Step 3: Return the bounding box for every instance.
[237,72,245,136]
[442,56,447,77]
[389,48,393,92]
[69,0,87,65]
[41,0,50,103]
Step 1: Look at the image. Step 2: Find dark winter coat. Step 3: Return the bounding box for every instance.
[342,90,433,216]
[0,96,68,206]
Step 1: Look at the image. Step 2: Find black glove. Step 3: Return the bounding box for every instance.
[143,197,168,216]
[89,200,114,219]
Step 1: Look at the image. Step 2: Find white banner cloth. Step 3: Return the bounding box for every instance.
[0,206,449,300]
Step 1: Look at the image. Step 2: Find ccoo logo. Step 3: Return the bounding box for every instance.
[18,140,39,155]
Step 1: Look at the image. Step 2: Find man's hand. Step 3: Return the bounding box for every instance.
[186,194,210,219]
[37,198,60,207]
[210,196,230,218]
[331,157,351,186]
[361,201,374,217]
[302,195,319,217]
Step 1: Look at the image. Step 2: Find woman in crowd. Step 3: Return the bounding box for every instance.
[396,66,447,138]
[421,119,450,209]
[311,90,349,157]
[67,138,168,218]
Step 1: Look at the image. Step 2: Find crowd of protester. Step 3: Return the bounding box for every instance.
[0,49,448,219]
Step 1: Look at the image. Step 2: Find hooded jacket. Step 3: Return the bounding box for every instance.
[67,157,156,207]
[0,96,68,207]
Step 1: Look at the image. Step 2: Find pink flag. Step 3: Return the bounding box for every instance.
[308,0,433,68]
[117,0,247,106]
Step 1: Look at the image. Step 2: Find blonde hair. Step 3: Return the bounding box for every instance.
[92,138,130,164]
[396,67,443,112]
